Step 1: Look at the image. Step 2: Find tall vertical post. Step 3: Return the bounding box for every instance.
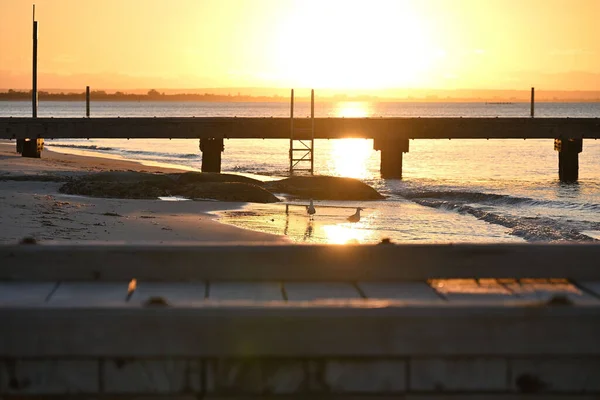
[310,88,314,175]
[32,5,38,118]
[86,86,90,117]
[289,89,294,174]
[21,4,43,158]
[19,4,38,154]
[530,87,535,118]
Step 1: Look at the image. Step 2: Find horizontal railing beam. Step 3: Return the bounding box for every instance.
[2,243,600,281]
[2,307,600,357]
[1,117,599,140]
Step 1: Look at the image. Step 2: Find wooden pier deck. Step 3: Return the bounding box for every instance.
[1,243,600,398]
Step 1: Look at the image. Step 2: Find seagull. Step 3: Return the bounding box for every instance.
[347,207,363,223]
[307,199,316,218]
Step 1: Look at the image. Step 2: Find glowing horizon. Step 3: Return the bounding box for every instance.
[0,0,598,91]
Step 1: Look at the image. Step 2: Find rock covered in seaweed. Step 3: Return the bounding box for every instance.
[59,171,279,203]
[176,171,262,185]
[177,182,279,203]
[263,175,384,200]
[59,172,174,199]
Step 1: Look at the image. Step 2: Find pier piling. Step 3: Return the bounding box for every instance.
[199,137,224,173]
[530,87,535,118]
[555,137,582,182]
[21,138,44,158]
[16,139,24,154]
[86,86,90,117]
[374,137,409,178]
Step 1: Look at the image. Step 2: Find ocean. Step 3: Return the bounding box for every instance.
[2,100,600,244]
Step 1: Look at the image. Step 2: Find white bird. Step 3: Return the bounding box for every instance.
[307,199,316,218]
[347,207,363,223]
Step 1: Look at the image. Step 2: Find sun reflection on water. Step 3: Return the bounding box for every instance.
[328,139,372,179]
[326,101,374,179]
[218,203,382,245]
[322,222,374,244]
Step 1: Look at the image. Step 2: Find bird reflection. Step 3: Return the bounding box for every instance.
[284,204,290,236]
[303,220,314,241]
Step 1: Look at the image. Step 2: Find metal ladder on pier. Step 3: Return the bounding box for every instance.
[289,89,315,175]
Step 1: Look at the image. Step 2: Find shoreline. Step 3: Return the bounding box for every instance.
[2,98,600,103]
[0,140,192,176]
[0,142,287,244]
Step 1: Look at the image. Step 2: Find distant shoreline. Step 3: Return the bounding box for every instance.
[1,97,599,103]
[1,89,600,103]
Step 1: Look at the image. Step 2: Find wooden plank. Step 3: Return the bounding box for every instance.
[358,282,442,302]
[0,283,54,306]
[429,279,514,302]
[0,360,98,394]
[4,244,600,282]
[576,281,600,299]
[320,360,406,393]
[103,359,201,394]
[130,282,206,306]
[209,282,283,301]
[199,397,600,400]
[510,358,600,393]
[47,282,129,307]
[505,279,600,305]
[207,359,308,394]
[284,283,361,301]
[2,306,600,357]
[410,358,507,391]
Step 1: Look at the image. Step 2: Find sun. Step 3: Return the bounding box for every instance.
[273,1,437,89]
[335,101,370,118]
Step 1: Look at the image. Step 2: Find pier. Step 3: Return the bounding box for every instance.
[1,243,600,397]
[1,116,599,181]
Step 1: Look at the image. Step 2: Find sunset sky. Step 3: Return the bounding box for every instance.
[0,0,598,91]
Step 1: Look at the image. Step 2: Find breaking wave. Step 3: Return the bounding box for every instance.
[398,188,600,242]
[46,143,198,160]
[398,189,600,212]
[47,143,115,151]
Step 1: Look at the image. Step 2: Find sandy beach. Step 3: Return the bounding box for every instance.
[0,141,286,244]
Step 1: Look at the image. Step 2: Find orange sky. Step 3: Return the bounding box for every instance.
[0,0,598,91]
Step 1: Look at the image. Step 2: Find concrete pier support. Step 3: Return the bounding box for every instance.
[21,138,44,158]
[199,137,224,173]
[374,137,409,179]
[554,138,582,183]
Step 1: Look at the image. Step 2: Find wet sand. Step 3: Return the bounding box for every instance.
[218,202,384,244]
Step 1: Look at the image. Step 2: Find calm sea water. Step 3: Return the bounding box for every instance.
[2,100,600,244]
